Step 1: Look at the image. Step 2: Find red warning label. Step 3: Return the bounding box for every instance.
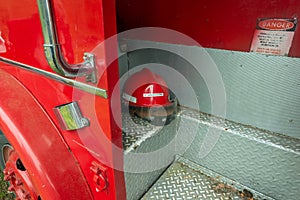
[258,19,296,31]
[250,18,297,56]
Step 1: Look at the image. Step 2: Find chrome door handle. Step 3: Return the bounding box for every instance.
[37,0,97,83]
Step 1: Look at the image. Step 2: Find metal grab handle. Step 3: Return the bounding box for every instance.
[37,0,96,82]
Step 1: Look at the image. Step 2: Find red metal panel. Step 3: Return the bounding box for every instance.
[0,69,93,199]
[0,0,125,199]
[117,0,300,57]
[0,0,106,69]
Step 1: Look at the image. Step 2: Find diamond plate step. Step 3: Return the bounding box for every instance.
[142,157,273,200]
[122,107,300,199]
[179,108,300,200]
[122,113,161,152]
[122,112,178,200]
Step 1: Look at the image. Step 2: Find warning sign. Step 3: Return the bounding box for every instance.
[250,18,297,56]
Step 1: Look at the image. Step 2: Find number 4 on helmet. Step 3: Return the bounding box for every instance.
[122,68,178,126]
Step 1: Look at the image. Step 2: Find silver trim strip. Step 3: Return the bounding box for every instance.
[0,56,108,99]
[37,0,96,80]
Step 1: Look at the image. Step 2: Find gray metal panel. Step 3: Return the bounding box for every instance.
[124,170,166,200]
[123,113,178,200]
[123,108,300,199]
[123,40,300,139]
[122,114,161,152]
[121,40,300,199]
[179,108,300,200]
[142,157,273,200]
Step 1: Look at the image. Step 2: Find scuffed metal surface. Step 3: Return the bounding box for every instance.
[120,40,300,199]
[181,109,300,154]
[142,157,273,200]
[122,108,300,200]
[123,112,178,200]
[180,108,300,200]
[122,113,161,152]
[124,40,300,139]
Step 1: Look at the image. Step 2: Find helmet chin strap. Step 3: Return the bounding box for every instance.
[129,106,176,126]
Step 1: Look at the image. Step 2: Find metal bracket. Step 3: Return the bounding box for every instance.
[83,53,97,83]
[90,161,108,192]
[53,102,90,131]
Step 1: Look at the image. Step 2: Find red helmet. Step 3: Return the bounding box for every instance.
[122,68,177,125]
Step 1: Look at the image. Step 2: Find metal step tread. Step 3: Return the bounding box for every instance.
[142,157,273,200]
[122,113,161,152]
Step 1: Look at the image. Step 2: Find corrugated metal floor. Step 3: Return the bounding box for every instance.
[122,108,299,199]
[142,157,273,200]
[122,113,161,152]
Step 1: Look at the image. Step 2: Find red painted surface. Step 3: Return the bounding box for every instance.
[3,0,296,198]
[0,69,92,199]
[116,0,300,57]
[0,0,125,199]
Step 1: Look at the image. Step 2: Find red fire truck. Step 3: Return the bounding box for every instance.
[0,0,299,200]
